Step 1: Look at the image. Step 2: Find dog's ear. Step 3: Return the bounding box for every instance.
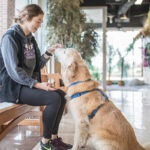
[68,61,77,72]
[67,61,78,78]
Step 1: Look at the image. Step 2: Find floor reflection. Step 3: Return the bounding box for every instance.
[0,89,150,150]
[107,89,150,144]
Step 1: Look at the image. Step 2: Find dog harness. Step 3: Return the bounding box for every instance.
[70,80,109,120]
[69,78,91,86]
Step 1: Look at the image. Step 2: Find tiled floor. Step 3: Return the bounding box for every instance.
[107,89,150,145]
[0,88,150,150]
[0,126,41,150]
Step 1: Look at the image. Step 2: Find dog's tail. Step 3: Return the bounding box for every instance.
[143,143,150,150]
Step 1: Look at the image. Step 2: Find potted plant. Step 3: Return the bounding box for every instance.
[117,54,125,86]
[116,49,130,86]
[107,45,116,85]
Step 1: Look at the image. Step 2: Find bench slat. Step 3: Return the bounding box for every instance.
[0,104,33,124]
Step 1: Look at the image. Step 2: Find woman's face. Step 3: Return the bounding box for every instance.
[26,14,44,33]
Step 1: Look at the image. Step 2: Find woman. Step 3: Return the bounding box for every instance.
[0,4,72,150]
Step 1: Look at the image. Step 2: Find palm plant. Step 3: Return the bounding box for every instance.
[47,0,98,64]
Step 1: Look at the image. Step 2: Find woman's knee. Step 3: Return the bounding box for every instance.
[55,89,66,97]
[46,92,61,108]
[55,89,66,104]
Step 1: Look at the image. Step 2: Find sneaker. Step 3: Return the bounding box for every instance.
[51,137,72,149]
[40,141,56,150]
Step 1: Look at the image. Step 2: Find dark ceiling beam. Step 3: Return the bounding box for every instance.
[93,16,144,28]
[81,0,150,28]
[107,16,144,28]
[80,0,106,6]
[129,4,149,16]
[106,0,123,5]
[143,0,150,4]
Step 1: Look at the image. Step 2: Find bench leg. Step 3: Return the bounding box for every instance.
[40,106,45,137]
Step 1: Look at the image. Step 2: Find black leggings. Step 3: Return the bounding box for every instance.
[18,86,66,139]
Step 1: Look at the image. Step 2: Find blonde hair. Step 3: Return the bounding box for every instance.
[14,4,44,24]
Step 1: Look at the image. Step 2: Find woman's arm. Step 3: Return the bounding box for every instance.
[33,39,50,69]
[34,40,62,69]
[1,35,37,88]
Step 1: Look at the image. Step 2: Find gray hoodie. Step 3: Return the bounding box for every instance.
[0,24,49,88]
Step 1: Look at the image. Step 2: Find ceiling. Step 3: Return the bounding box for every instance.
[81,0,150,29]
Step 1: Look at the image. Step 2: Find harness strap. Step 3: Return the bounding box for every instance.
[88,103,105,120]
[71,89,95,99]
[88,88,109,120]
[70,79,91,86]
[96,88,108,100]
[71,88,108,100]
[69,79,109,120]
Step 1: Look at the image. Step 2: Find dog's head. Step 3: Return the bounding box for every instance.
[55,48,91,86]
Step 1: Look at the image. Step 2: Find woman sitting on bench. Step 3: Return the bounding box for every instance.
[0,4,72,150]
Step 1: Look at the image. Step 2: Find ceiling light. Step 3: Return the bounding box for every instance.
[134,0,143,5]
[119,14,130,22]
[120,14,128,20]
[108,15,114,24]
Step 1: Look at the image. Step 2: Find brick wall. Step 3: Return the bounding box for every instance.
[0,0,15,39]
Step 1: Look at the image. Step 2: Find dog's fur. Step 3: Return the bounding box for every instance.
[55,48,150,150]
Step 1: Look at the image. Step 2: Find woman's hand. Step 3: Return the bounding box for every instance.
[47,44,62,54]
[45,44,62,59]
[34,82,56,91]
[47,82,55,88]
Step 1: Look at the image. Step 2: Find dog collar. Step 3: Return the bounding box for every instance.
[69,79,91,86]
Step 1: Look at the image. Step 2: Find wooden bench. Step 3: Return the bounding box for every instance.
[0,67,67,141]
[0,103,42,141]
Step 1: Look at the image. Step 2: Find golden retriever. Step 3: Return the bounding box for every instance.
[55,48,150,150]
